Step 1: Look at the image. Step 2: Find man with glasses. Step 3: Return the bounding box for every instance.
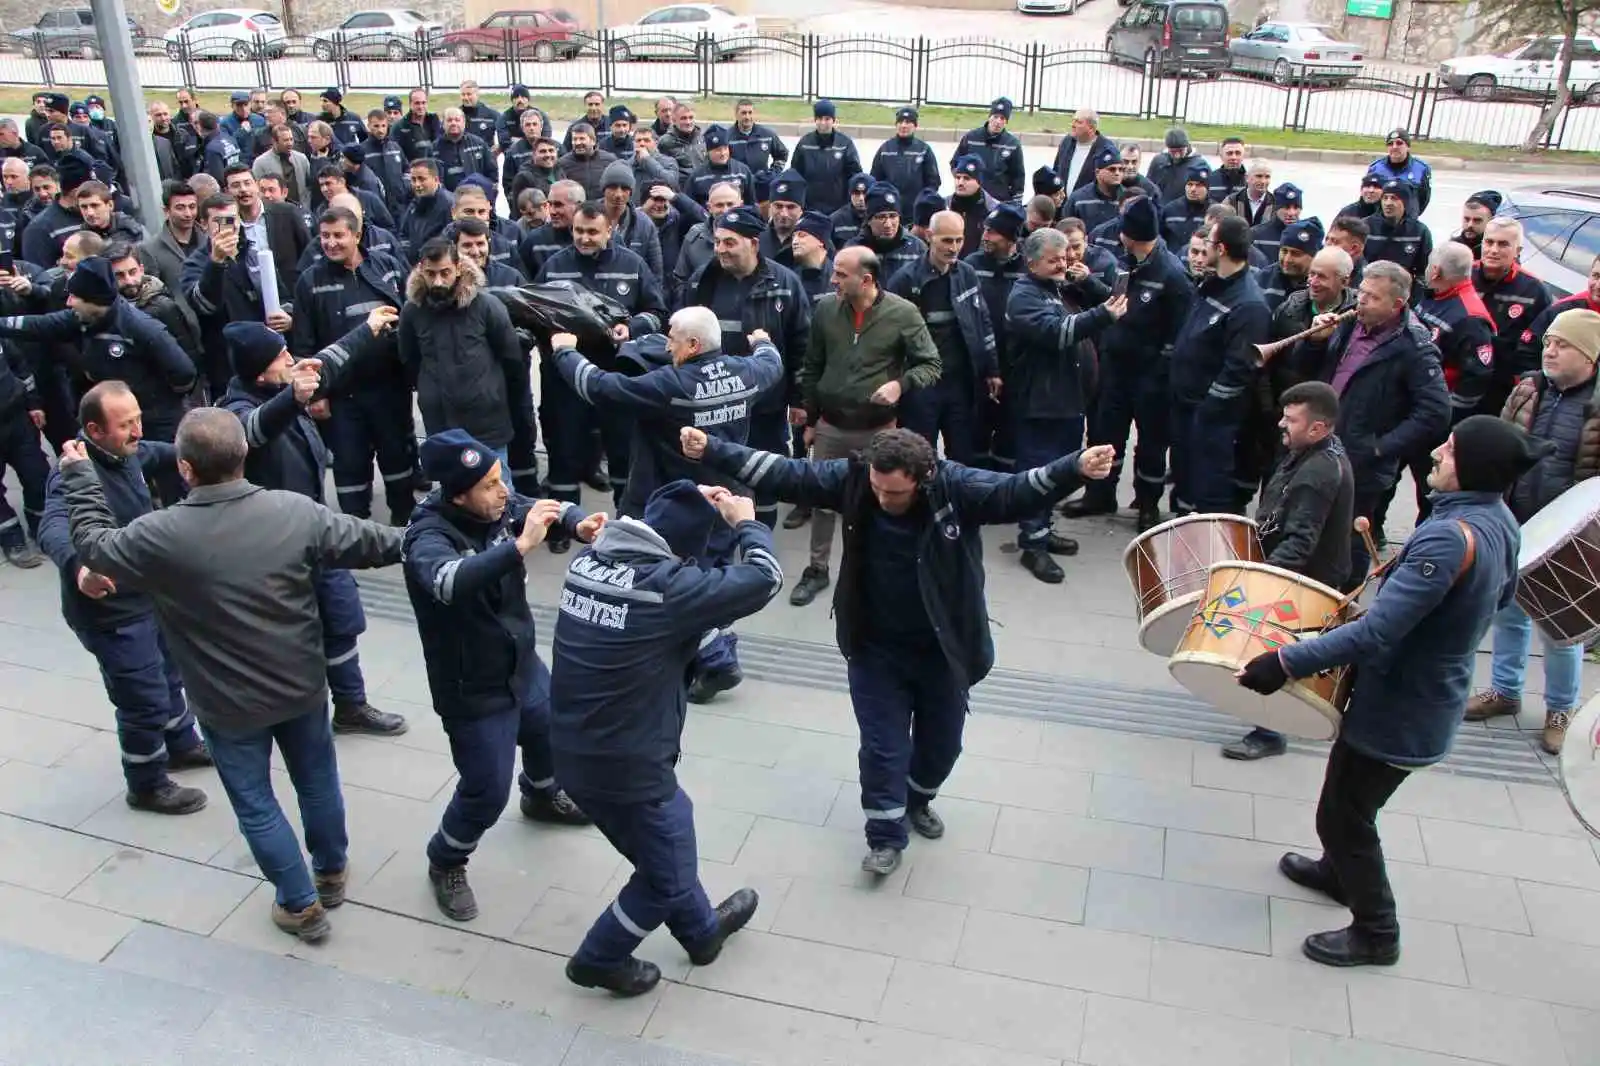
[1366,129,1432,214]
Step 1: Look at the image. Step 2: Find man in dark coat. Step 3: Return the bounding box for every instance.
[1365,128,1433,214]
[871,107,941,211]
[953,98,1024,205]
[403,430,595,923]
[1051,108,1118,194]
[790,100,862,216]
[1365,179,1432,302]
[1472,217,1553,417]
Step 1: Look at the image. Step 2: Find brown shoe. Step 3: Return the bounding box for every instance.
[314,867,349,909]
[1464,690,1521,722]
[1543,710,1573,755]
[271,900,330,943]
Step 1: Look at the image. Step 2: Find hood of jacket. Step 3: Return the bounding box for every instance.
[589,514,677,564]
[404,254,484,308]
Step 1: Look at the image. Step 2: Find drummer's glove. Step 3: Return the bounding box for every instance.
[1239,650,1290,695]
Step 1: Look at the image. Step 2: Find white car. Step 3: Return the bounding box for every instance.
[163,8,285,60]
[308,9,443,61]
[1439,35,1600,102]
[1016,0,1076,14]
[607,3,755,62]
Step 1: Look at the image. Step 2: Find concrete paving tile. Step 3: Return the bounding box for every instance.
[0,706,97,766]
[471,819,628,896]
[460,939,661,1040]
[683,928,895,1021]
[510,886,693,984]
[326,734,461,802]
[0,662,116,729]
[1087,868,1270,953]
[877,957,1086,1060]
[769,877,968,964]
[1089,774,1254,836]
[1148,938,1352,1035]
[698,679,858,738]
[1038,720,1200,784]
[958,713,1044,763]
[0,811,119,895]
[0,757,125,828]
[1385,771,1520,829]
[680,803,755,865]
[1347,976,1567,1066]
[990,806,1165,877]
[674,755,841,825]
[1291,1031,1503,1066]
[955,907,1152,999]
[339,778,460,853]
[1251,794,1428,864]
[940,752,1093,814]
[680,713,795,768]
[770,726,862,782]
[1190,749,1330,801]
[1163,829,1340,903]
[1386,861,1533,934]
[0,881,139,962]
[0,619,102,681]
[1459,925,1600,1011]
[848,1021,1065,1066]
[1078,992,1293,1066]
[734,817,914,892]
[1517,880,1600,948]
[823,792,1001,851]
[1269,898,1469,987]
[640,983,863,1066]
[356,848,550,941]
[560,1028,744,1066]
[212,883,492,997]
[1417,816,1600,889]
[76,774,245,863]
[903,845,1088,923]
[188,999,530,1065]
[1505,782,1590,839]
[207,831,396,898]
[67,847,256,935]
[1553,1004,1600,1066]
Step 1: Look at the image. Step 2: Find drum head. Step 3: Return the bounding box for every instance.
[1139,598,1199,656]
[1121,512,1259,566]
[1169,654,1341,741]
[1520,479,1600,570]
[1559,693,1600,839]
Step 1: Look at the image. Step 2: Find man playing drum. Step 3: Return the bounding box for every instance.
[1222,382,1355,761]
[1465,308,1600,755]
[1237,415,1543,967]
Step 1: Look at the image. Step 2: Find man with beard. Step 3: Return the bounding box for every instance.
[599,105,635,158]
[397,159,455,261]
[853,183,924,282]
[512,137,561,202]
[250,125,310,208]
[965,203,1026,471]
[435,108,495,196]
[1263,246,1357,410]
[360,109,410,217]
[1473,217,1553,417]
[1066,146,1124,237]
[597,163,663,281]
[758,170,805,267]
[947,157,997,258]
[671,181,742,300]
[394,88,441,162]
[1187,230,1211,282]
[1208,136,1248,203]
[1365,179,1433,302]
[871,107,940,211]
[953,98,1024,205]
[1454,190,1501,260]
[279,89,309,128]
[556,123,618,202]
[792,100,862,217]
[1161,160,1213,256]
[563,91,610,154]
[1257,219,1318,313]
[107,243,200,369]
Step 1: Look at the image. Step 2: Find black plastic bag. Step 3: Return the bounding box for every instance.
[487,281,630,352]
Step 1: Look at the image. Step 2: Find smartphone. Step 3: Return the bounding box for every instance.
[1111,272,1130,299]
[0,249,14,275]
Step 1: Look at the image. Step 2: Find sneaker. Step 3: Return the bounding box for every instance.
[271,900,330,943]
[332,701,409,736]
[521,787,592,826]
[1463,689,1521,722]
[687,665,743,704]
[565,956,661,997]
[789,564,830,606]
[1043,532,1079,556]
[1221,729,1287,761]
[1020,549,1064,584]
[683,888,760,966]
[166,743,213,771]
[428,863,478,921]
[126,780,207,815]
[860,845,903,876]
[908,805,945,840]
[782,505,812,529]
[314,867,349,909]
[2,543,42,568]
[1544,709,1573,755]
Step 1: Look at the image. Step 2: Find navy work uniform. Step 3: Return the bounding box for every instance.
[0,338,47,562]
[888,253,999,465]
[870,108,941,210]
[403,430,592,921]
[728,119,788,175]
[791,102,862,217]
[37,436,206,803]
[697,431,1096,872]
[952,98,1024,204]
[551,481,782,994]
[1473,261,1553,417]
[964,204,1028,469]
[535,241,668,508]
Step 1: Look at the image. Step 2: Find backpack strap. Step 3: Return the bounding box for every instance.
[1452,520,1477,588]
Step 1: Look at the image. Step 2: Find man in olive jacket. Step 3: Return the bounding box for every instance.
[59,407,403,946]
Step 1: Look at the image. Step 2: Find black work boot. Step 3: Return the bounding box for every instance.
[782,505,812,529]
[3,542,43,568]
[126,779,208,816]
[166,742,214,771]
[687,665,743,704]
[1303,925,1399,967]
[861,845,903,876]
[520,787,591,826]
[1020,549,1064,584]
[1136,501,1162,532]
[1222,728,1287,761]
[684,888,760,966]
[1043,532,1079,556]
[333,701,408,736]
[789,565,830,606]
[565,956,661,997]
[428,863,478,921]
[1277,852,1347,905]
[908,804,945,840]
[1059,495,1116,519]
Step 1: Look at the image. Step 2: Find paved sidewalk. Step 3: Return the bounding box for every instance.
[1,472,1598,1065]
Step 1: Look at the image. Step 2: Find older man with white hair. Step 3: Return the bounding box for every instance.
[1051,108,1117,194]
[434,107,495,195]
[1473,216,1555,417]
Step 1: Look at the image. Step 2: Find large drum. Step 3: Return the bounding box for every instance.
[1168,560,1354,740]
[1561,692,1600,838]
[1517,478,1600,648]
[1123,514,1264,656]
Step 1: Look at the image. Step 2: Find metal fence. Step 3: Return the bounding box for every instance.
[3,28,1597,152]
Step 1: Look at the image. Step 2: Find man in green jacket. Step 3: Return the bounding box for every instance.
[788,245,941,606]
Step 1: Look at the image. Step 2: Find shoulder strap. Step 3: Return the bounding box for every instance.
[1452,519,1477,588]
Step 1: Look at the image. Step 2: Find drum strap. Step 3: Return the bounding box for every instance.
[1452,521,1477,587]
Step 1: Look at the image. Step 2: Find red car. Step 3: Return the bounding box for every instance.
[439,9,583,62]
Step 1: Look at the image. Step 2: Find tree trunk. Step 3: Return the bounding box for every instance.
[1523,7,1581,151]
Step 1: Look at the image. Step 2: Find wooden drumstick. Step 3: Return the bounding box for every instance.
[1354,517,1380,576]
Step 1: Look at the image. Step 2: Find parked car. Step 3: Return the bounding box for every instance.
[1016,0,1075,14]
[1229,21,1363,86]
[308,9,442,61]
[1105,0,1230,76]
[10,9,142,59]
[437,9,581,62]
[1499,184,1600,298]
[1440,35,1600,103]
[607,3,756,62]
[164,8,286,60]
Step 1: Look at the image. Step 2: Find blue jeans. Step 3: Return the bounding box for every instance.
[1489,600,1584,711]
[201,705,348,912]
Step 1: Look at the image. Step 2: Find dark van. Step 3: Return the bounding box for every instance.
[1105,0,1231,75]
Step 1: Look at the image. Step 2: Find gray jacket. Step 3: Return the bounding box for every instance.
[61,468,402,733]
[138,224,202,333]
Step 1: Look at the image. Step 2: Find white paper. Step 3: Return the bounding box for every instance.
[256,246,280,317]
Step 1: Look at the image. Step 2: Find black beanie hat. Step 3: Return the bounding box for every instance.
[224,321,288,382]
[642,479,716,561]
[1452,415,1554,494]
[66,257,117,304]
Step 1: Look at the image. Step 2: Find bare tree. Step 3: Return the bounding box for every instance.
[1471,0,1600,151]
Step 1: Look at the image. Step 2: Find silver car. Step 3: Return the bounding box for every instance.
[1499,184,1600,298]
[1229,22,1363,86]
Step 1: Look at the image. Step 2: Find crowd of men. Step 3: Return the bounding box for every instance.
[2,81,1596,991]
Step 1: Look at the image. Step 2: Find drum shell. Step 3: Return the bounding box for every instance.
[1560,691,1600,838]
[1517,525,1600,648]
[1123,514,1263,656]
